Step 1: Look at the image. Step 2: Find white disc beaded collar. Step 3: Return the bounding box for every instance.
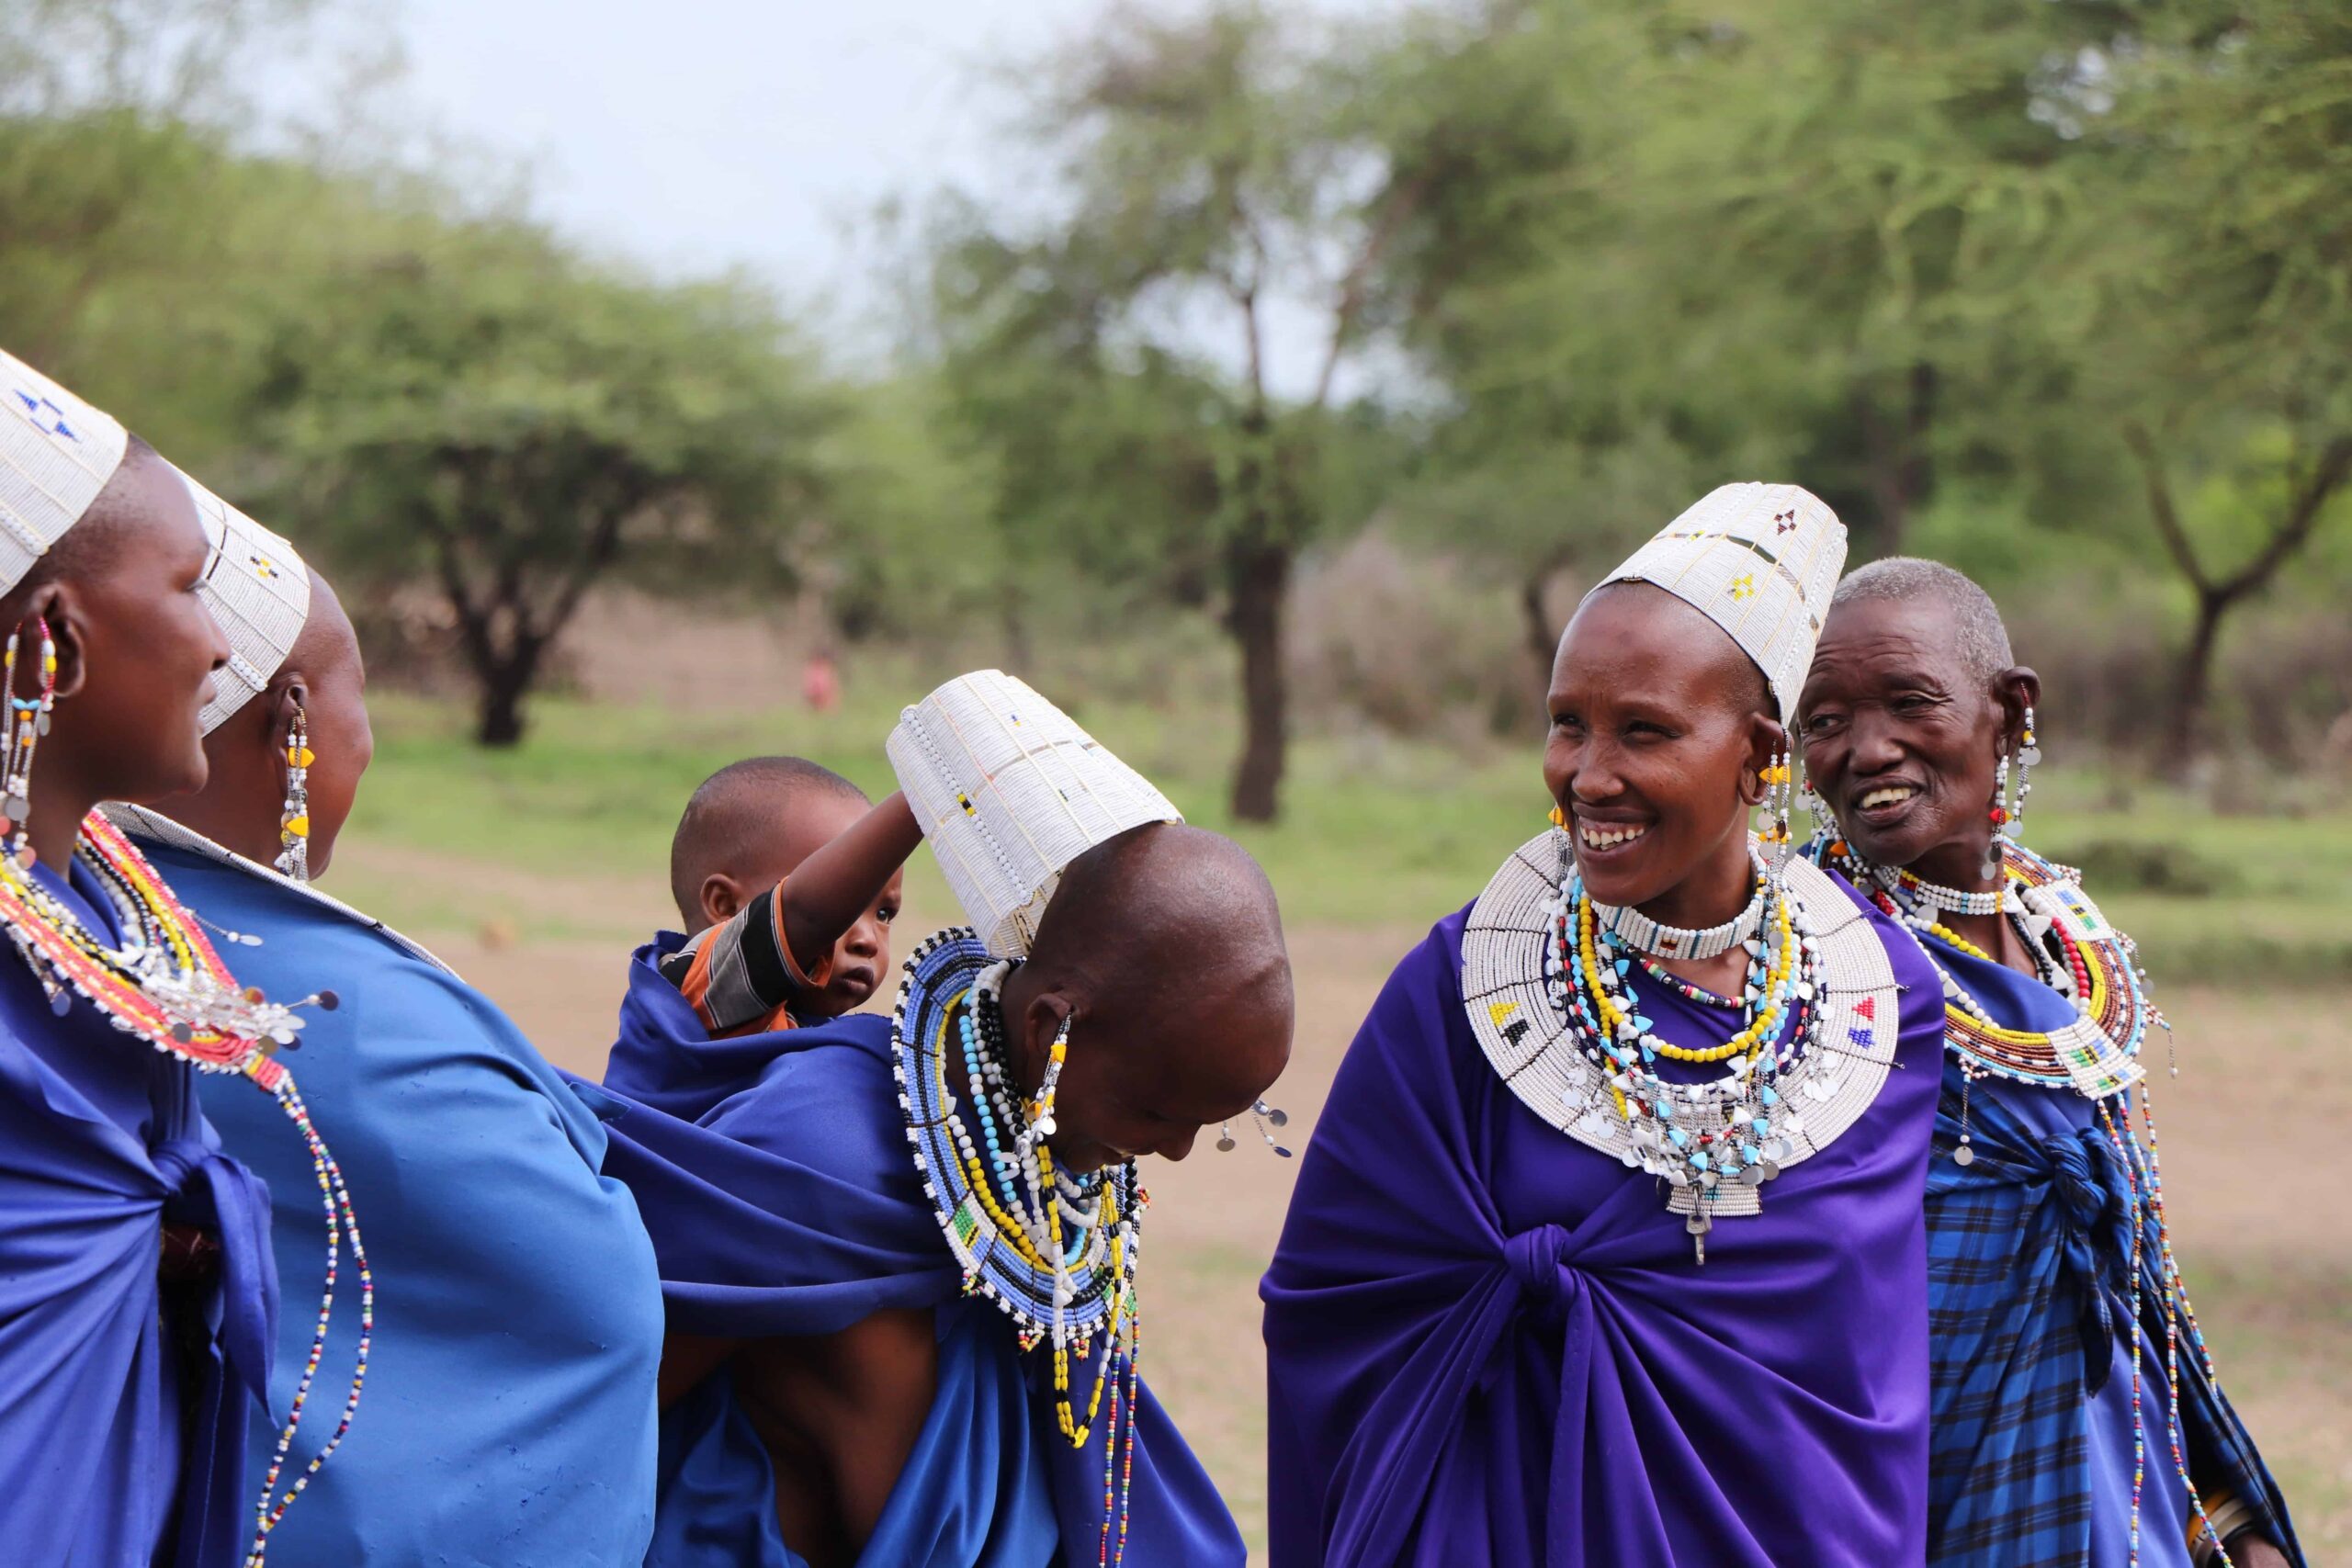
[1462,828,1900,1262]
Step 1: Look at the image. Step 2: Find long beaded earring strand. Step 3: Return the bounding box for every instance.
[277,705,312,883]
[0,617,57,868]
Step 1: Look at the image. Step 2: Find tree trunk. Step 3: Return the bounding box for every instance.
[1854,363,1937,558]
[2164,587,2230,770]
[475,657,535,747]
[1226,534,1292,824]
[1521,570,1559,705]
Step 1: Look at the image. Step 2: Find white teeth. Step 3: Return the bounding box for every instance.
[1579,824,1649,849]
[1860,786,1917,809]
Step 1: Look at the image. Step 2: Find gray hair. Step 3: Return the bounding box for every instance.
[1829,557,2015,683]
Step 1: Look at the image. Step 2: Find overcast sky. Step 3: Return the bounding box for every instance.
[340,0,1401,389]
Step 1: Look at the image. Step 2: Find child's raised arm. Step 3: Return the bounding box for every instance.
[776,791,922,984]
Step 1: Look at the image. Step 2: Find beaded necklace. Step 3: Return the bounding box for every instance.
[1552,855,1822,1259]
[0,811,366,1568]
[1819,838,2148,1117]
[893,929,1142,1568]
[1463,829,1903,1266]
[1590,847,1769,961]
[1814,835,2236,1568]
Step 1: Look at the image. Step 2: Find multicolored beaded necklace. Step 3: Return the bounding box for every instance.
[1817,834,2238,1568]
[1822,838,2148,1144]
[893,929,1143,1568]
[1463,829,1903,1267]
[0,811,368,1568]
[1545,843,1828,1262]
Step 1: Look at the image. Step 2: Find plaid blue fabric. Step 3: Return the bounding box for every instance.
[1925,1071,2304,1567]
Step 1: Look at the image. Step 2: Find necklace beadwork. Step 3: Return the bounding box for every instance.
[1463,828,1899,1263]
[1590,844,1769,961]
[0,810,366,1567]
[1823,838,2149,1111]
[892,929,1143,1567]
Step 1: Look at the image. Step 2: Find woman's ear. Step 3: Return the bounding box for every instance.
[1740,713,1786,807]
[1993,667,2041,755]
[28,585,85,703]
[1022,988,1076,1089]
[267,677,310,753]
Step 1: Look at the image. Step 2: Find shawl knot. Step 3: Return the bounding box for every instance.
[2040,1127,2133,1394]
[1504,1224,1583,1327]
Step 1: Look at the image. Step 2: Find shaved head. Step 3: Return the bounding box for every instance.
[1003,823,1295,1171]
[670,756,870,926]
[1830,558,2014,683]
[287,568,358,684]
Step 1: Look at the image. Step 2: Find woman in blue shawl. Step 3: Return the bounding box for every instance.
[0,354,280,1568]
[594,818,1291,1567]
[1797,557,2300,1568]
[118,523,666,1566]
[1262,486,1948,1567]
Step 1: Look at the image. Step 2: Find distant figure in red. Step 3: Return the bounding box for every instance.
[802,648,840,713]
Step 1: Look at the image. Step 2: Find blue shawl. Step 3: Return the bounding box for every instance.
[594,933,1246,1568]
[1922,937,2302,1568]
[0,852,276,1568]
[142,837,666,1567]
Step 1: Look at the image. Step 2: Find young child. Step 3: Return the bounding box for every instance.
[660,755,922,1035]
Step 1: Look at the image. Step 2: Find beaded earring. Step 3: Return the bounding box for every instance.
[1983,703,2038,880]
[1017,1015,1072,1151]
[1217,1098,1292,1156]
[0,618,57,870]
[277,705,313,883]
[1754,750,1795,863]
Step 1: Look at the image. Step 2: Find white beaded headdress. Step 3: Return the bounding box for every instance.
[1591,482,1846,724]
[181,468,311,735]
[888,669,1183,957]
[0,347,130,596]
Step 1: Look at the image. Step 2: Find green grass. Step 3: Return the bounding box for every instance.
[342,689,2352,976]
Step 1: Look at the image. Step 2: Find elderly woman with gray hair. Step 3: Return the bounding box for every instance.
[1798,558,2301,1568]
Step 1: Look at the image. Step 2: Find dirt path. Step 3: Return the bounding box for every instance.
[447,913,2350,1556]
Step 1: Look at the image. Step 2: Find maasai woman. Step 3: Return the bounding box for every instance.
[1262,484,1948,1566]
[0,347,345,1567]
[112,497,666,1565]
[595,675,1287,1568]
[1798,558,2301,1568]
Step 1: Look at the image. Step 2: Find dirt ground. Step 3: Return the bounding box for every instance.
[435,898,2352,1557]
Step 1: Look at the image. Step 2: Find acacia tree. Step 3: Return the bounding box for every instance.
[928,3,1430,822]
[258,223,835,744]
[2077,3,2352,760]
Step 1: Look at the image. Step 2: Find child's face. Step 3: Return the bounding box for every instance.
[806,864,902,1019]
[698,791,901,1018]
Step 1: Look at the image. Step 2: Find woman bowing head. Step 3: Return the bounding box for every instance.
[1262,484,1947,1568]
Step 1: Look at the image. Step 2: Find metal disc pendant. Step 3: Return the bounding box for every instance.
[1264,1108,1289,1128]
[1951,1143,1975,1167]
[1216,1134,1237,1152]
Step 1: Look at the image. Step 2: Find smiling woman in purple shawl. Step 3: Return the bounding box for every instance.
[1262,484,1947,1567]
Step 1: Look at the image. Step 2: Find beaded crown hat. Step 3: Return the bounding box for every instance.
[1590,482,1846,725]
[181,468,312,734]
[888,669,1183,957]
[0,347,130,597]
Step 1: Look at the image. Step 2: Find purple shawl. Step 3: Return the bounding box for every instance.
[1261,885,1945,1567]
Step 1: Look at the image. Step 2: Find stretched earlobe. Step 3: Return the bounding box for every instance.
[37,590,86,703]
